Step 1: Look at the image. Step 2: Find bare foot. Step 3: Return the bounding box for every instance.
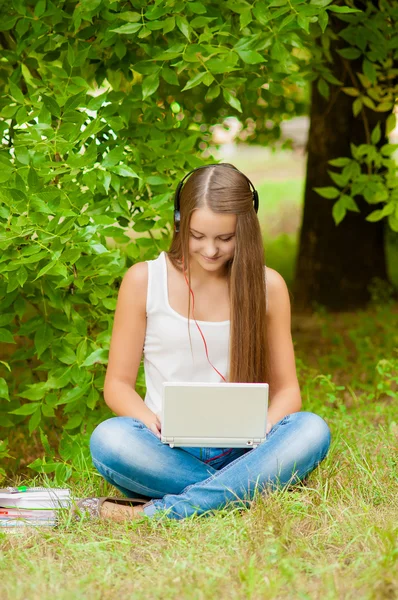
[100,501,145,522]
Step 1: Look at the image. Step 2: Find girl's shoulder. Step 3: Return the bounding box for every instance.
[123,261,148,287]
[264,266,291,317]
[120,262,149,310]
[265,265,286,287]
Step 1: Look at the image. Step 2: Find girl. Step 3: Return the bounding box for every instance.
[76,163,331,522]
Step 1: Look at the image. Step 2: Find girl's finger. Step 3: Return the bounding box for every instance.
[149,423,161,439]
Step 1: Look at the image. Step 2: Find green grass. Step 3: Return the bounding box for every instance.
[1,305,397,600]
[2,152,397,598]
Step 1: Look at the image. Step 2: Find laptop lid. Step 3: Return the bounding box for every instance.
[161,382,269,448]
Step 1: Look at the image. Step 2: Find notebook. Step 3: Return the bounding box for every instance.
[0,487,71,530]
[161,382,268,448]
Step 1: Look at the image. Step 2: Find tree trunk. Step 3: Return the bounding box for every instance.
[293,57,390,312]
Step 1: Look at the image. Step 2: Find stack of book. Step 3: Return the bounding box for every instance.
[0,487,71,530]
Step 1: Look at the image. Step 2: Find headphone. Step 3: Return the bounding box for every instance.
[174,163,259,232]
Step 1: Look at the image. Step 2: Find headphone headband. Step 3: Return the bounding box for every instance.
[174,164,259,232]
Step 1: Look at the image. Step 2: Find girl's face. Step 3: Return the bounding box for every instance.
[188,207,237,272]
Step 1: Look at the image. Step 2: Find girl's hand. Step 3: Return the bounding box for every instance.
[148,414,162,439]
[266,421,273,435]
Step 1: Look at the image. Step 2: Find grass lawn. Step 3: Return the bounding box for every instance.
[1,305,397,599]
[1,149,397,599]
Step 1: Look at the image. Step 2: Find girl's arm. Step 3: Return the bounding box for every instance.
[265,268,302,431]
[103,262,161,437]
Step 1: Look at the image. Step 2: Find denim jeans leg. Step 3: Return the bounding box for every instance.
[142,411,331,520]
[89,416,218,499]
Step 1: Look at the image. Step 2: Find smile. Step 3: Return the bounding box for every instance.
[201,255,221,262]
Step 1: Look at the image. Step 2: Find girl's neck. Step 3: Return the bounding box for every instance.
[187,257,229,286]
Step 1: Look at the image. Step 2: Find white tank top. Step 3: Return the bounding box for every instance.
[143,252,230,415]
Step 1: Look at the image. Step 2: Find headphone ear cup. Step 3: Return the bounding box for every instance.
[174,181,184,233]
[174,210,181,232]
[253,190,259,213]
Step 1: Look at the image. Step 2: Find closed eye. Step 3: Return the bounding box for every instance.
[190,233,235,242]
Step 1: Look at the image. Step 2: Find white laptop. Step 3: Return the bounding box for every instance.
[161,382,269,449]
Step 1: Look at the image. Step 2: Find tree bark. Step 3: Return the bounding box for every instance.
[293,56,390,312]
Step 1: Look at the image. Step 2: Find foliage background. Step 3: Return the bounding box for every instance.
[0,0,397,482]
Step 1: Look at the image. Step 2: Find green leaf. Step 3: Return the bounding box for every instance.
[0,16,18,32]
[0,378,9,401]
[34,0,46,18]
[386,114,396,136]
[176,16,190,40]
[237,50,266,64]
[318,10,329,32]
[327,5,361,13]
[62,248,81,264]
[371,123,381,145]
[363,59,377,85]
[328,157,351,167]
[340,195,360,212]
[314,187,340,199]
[110,165,140,178]
[142,73,160,100]
[376,102,393,112]
[161,67,179,86]
[381,144,398,156]
[342,87,360,97]
[54,345,76,365]
[205,85,221,101]
[58,385,89,405]
[29,407,42,434]
[353,97,363,117]
[81,348,108,367]
[240,8,252,29]
[9,81,25,104]
[63,92,86,113]
[332,200,346,225]
[317,79,329,99]
[366,209,383,222]
[11,402,41,416]
[338,48,362,60]
[222,89,242,113]
[138,26,151,39]
[118,11,141,22]
[64,414,83,430]
[111,23,141,34]
[0,328,15,344]
[34,259,58,281]
[189,1,207,13]
[362,96,376,110]
[163,16,175,34]
[102,147,125,168]
[42,95,61,118]
[190,16,217,28]
[388,214,398,233]
[16,266,28,287]
[182,72,207,91]
[76,339,88,364]
[18,383,47,400]
[147,175,168,185]
[297,15,310,33]
[327,170,348,187]
[87,386,100,410]
[34,323,53,358]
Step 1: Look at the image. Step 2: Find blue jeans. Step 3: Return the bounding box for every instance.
[89,411,331,520]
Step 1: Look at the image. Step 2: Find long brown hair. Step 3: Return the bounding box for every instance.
[168,163,268,383]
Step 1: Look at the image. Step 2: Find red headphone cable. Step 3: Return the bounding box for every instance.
[181,256,227,383]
